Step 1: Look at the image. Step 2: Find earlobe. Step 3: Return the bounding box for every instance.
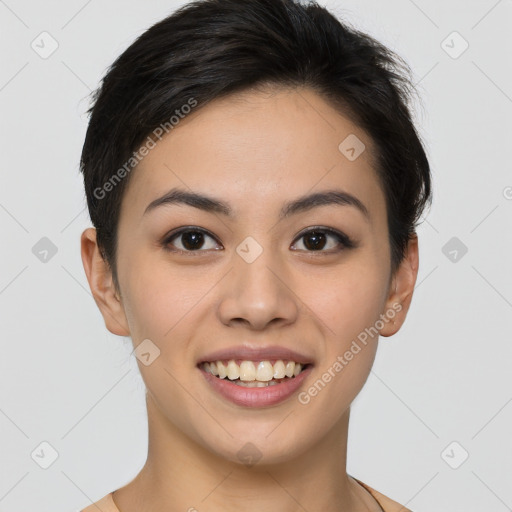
[80,227,130,336]
[379,233,419,337]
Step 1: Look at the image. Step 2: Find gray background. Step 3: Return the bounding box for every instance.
[0,1,511,511]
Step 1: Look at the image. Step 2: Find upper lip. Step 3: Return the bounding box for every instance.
[198,345,315,365]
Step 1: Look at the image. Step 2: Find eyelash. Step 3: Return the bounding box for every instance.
[161,226,356,255]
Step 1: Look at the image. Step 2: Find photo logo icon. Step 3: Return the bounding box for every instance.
[441,441,469,469]
[237,442,262,467]
[31,31,59,59]
[236,236,263,264]
[134,338,161,366]
[339,134,365,161]
[442,236,468,263]
[441,31,469,59]
[32,237,58,263]
[31,441,59,469]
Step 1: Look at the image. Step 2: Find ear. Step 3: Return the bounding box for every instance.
[80,227,130,336]
[379,233,419,337]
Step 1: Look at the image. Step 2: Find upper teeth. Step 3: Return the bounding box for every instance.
[202,360,305,381]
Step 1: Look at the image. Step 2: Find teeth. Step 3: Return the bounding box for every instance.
[217,361,227,379]
[273,360,286,379]
[235,380,280,387]
[227,360,240,380]
[201,359,306,382]
[239,361,256,381]
[256,361,274,381]
[209,362,218,376]
[285,361,295,378]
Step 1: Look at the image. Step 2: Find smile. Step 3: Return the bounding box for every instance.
[199,359,313,406]
[201,359,308,385]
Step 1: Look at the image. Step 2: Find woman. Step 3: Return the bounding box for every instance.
[79,0,432,510]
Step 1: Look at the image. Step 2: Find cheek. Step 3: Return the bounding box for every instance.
[119,256,199,340]
[306,264,388,344]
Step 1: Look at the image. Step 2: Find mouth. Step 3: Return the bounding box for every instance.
[199,359,313,387]
[197,345,315,407]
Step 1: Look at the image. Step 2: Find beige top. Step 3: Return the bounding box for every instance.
[354,478,413,512]
[81,492,118,512]
[81,480,412,512]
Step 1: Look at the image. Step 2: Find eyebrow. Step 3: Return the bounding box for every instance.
[143,187,370,222]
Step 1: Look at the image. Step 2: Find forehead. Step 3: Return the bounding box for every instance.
[120,86,386,224]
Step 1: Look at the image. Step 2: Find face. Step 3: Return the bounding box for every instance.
[82,86,418,467]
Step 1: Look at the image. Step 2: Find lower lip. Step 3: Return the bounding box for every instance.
[199,366,313,407]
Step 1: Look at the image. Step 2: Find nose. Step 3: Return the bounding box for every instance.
[217,248,299,331]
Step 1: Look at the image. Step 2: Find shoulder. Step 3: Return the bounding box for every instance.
[353,478,414,512]
[81,492,119,512]
[79,483,412,512]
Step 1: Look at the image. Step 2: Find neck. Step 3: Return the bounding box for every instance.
[113,393,370,512]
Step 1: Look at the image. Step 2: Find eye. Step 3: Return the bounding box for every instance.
[291,227,355,253]
[162,226,355,255]
[162,227,222,253]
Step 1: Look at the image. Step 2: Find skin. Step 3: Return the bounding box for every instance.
[81,86,418,512]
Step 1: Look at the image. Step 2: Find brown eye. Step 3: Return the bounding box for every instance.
[291,227,354,252]
[163,228,221,253]
[302,230,328,250]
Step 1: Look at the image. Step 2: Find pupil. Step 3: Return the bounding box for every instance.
[304,231,326,250]
[182,231,204,250]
